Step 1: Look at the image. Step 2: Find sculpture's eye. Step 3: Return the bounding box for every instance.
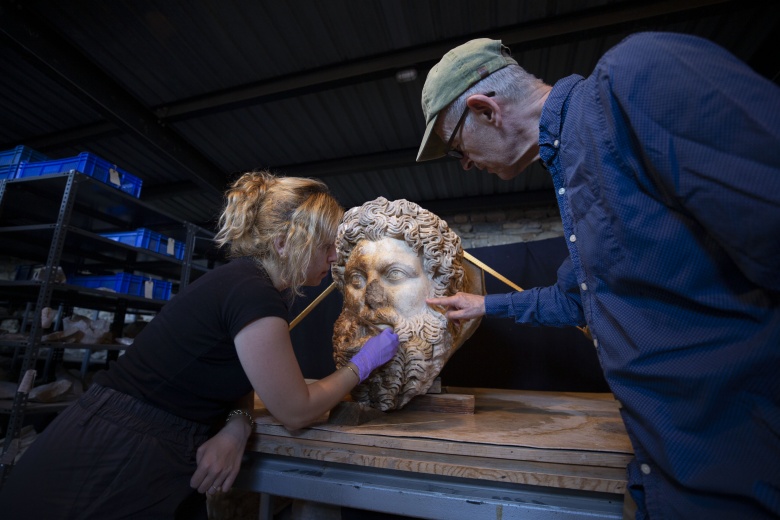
[348,271,366,289]
[385,267,407,282]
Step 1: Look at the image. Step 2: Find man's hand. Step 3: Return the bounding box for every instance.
[427,292,486,321]
[190,416,250,495]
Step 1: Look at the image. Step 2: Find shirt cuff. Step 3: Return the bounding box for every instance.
[484,293,514,318]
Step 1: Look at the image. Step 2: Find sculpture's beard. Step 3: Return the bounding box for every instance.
[333,307,454,411]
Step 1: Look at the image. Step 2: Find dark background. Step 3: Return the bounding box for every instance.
[289,237,608,394]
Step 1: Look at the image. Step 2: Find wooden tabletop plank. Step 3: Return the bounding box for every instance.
[248,434,628,494]
[253,387,632,455]
[250,422,632,468]
[248,387,633,493]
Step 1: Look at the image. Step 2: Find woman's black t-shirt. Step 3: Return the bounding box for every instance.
[95,257,288,424]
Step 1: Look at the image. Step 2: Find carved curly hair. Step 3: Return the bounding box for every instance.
[332,197,465,298]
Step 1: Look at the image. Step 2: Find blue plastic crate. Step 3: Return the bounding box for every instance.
[0,145,49,179]
[68,273,144,296]
[100,228,185,260]
[68,273,172,300]
[143,278,173,300]
[0,165,17,180]
[0,145,49,167]
[15,152,142,198]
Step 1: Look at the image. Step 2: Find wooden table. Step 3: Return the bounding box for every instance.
[236,387,633,519]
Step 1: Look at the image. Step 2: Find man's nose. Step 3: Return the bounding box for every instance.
[365,279,385,309]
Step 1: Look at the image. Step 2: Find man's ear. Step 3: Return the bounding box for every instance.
[466,94,501,126]
[273,236,285,256]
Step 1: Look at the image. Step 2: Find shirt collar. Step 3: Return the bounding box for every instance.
[539,74,584,167]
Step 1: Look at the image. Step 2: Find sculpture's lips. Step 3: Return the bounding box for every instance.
[343,308,391,332]
[360,320,390,335]
[345,310,387,335]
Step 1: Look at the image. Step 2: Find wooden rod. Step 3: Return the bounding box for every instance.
[464,250,590,338]
[463,251,524,292]
[289,282,336,331]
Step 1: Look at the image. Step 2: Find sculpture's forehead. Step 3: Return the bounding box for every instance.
[348,237,420,268]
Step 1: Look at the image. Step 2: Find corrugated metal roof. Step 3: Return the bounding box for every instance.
[1,0,778,226]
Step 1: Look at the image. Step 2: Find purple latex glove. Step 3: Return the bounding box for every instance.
[351,328,399,382]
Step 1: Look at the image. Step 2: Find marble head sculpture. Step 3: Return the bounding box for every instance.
[331,197,484,411]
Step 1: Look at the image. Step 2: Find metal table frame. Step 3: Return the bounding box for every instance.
[236,453,624,520]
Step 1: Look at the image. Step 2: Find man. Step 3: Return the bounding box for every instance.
[418,35,780,519]
[331,196,484,411]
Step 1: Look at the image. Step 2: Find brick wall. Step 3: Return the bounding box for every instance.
[439,204,563,249]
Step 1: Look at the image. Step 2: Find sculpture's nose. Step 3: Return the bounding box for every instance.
[365,279,385,309]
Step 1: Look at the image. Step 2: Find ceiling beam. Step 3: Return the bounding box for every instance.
[4,0,770,185]
[153,0,742,122]
[0,0,226,194]
[142,148,421,200]
[8,0,762,155]
[18,122,121,151]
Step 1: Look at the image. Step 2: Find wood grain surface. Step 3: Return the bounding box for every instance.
[249,387,633,494]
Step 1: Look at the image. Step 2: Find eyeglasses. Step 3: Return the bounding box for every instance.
[445,91,495,159]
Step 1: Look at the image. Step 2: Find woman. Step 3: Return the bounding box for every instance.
[0,171,399,519]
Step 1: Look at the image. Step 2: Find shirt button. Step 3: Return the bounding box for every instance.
[641,464,651,475]
[593,338,599,348]
[553,139,560,148]
[580,283,588,291]
[569,234,576,242]
[558,187,565,195]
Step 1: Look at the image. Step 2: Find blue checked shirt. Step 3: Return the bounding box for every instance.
[485,32,780,519]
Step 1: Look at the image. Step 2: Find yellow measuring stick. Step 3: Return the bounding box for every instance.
[464,250,590,337]
[463,250,523,292]
[289,282,336,331]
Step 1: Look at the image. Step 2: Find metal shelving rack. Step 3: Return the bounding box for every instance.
[0,171,222,485]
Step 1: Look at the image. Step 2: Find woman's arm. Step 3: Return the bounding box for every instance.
[235,316,392,430]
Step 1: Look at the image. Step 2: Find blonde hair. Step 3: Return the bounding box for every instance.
[215,171,343,296]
